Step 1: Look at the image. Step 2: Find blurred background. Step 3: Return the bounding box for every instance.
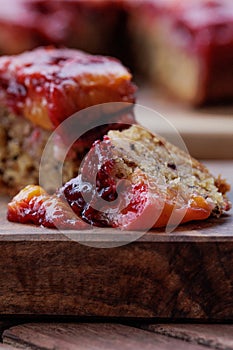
[0,0,232,159]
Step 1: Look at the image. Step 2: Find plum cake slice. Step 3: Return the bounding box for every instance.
[0,46,136,194]
[8,125,231,230]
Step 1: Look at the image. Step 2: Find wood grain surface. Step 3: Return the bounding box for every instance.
[0,346,18,350]
[2,323,207,350]
[138,90,233,159]
[0,161,231,319]
[138,324,233,350]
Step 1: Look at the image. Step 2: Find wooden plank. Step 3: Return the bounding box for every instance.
[0,161,231,319]
[0,224,232,318]
[0,321,18,342]
[138,90,233,159]
[3,323,207,350]
[0,199,232,240]
[0,346,19,350]
[138,324,233,350]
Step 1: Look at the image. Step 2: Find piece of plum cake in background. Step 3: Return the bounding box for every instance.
[128,0,233,105]
[0,46,136,195]
[0,0,126,56]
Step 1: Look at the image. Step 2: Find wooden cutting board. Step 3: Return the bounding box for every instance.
[138,90,233,159]
[0,161,232,320]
